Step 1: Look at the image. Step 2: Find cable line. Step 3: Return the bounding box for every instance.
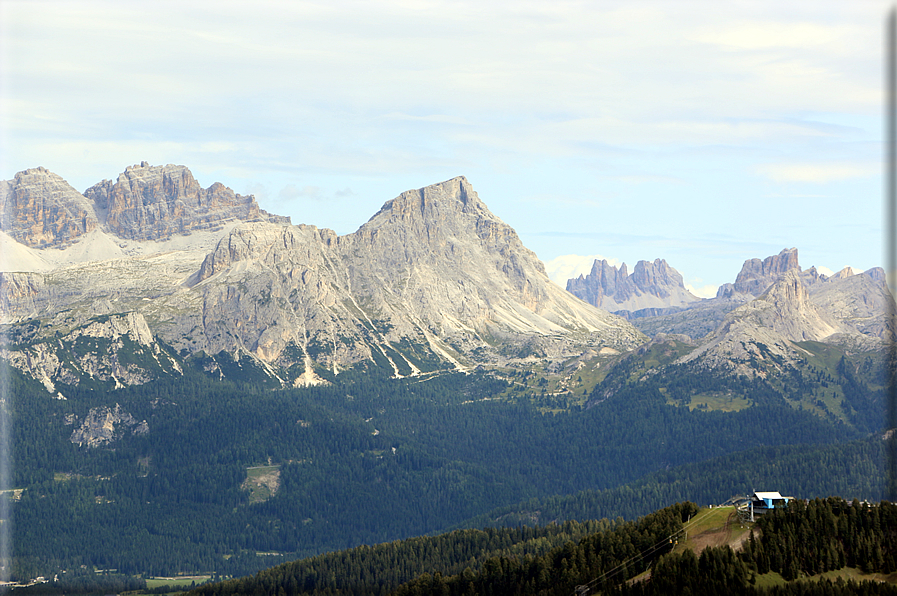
[573,508,719,595]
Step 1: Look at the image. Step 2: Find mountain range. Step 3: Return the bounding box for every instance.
[3,162,894,584]
[1,163,642,394]
[0,163,891,396]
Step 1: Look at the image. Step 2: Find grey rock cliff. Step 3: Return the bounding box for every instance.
[190,177,645,379]
[0,272,45,322]
[733,247,800,296]
[70,404,148,447]
[678,271,840,378]
[0,167,98,248]
[84,161,289,241]
[629,248,891,376]
[807,267,893,340]
[677,267,890,378]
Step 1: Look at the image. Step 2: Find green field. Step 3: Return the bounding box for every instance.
[145,576,211,589]
[685,392,752,412]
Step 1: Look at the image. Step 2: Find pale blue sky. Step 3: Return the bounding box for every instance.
[0,1,888,296]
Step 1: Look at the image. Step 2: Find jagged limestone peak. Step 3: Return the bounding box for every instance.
[0,167,99,248]
[733,247,800,296]
[566,257,699,312]
[188,177,645,375]
[83,161,290,241]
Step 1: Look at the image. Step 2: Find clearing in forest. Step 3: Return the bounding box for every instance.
[242,465,281,504]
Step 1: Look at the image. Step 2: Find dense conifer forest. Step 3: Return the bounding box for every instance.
[185,499,897,596]
[4,339,890,580]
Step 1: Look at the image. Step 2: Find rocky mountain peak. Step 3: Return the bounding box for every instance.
[631,259,683,300]
[354,176,548,280]
[189,177,644,376]
[84,162,289,241]
[831,266,860,280]
[736,270,843,343]
[358,177,517,258]
[367,176,479,222]
[0,166,98,248]
[864,267,886,283]
[677,269,847,377]
[566,258,699,312]
[733,247,800,296]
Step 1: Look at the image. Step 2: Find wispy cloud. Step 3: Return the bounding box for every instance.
[756,162,876,183]
[1,0,886,291]
[278,184,356,203]
[382,112,473,126]
[692,21,855,51]
[685,283,718,299]
[544,254,619,287]
[280,184,323,201]
[762,193,833,198]
[614,174,686,185]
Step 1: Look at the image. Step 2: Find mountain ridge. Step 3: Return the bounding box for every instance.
[0,166,645,390]
[566,257,701,312]
[0,162,289,252]
[1,163,891,396]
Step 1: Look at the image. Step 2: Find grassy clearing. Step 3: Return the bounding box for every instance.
[145,576,211,589]
[753,571,787,588]
[246,465,280,475]
[675,507,752,555]
[0,488,24,501]
[487,352,613,411]
[685,392,752,412]
[752,568,897,587]
[806,567,897,585]
[242,465,281,504]
[794,341,845,372]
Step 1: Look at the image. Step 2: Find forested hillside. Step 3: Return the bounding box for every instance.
[7,338,888,580]
[458,436,886,529]
[187,499,897,596]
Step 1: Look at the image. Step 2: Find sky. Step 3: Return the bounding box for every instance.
[0,0,889,297]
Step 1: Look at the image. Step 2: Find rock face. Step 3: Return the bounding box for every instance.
[731,270,843,343]
[84,161,288,241]
[0,162,289,250]
[732,247,800,296]
[0,272,45,322]
[70,404,148,447]
[2,163,889,389]
[0,167,98,248]
[807,267,893,340]
[677,273,836,378]
[566,258,700,312]
[191,177,645,378]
